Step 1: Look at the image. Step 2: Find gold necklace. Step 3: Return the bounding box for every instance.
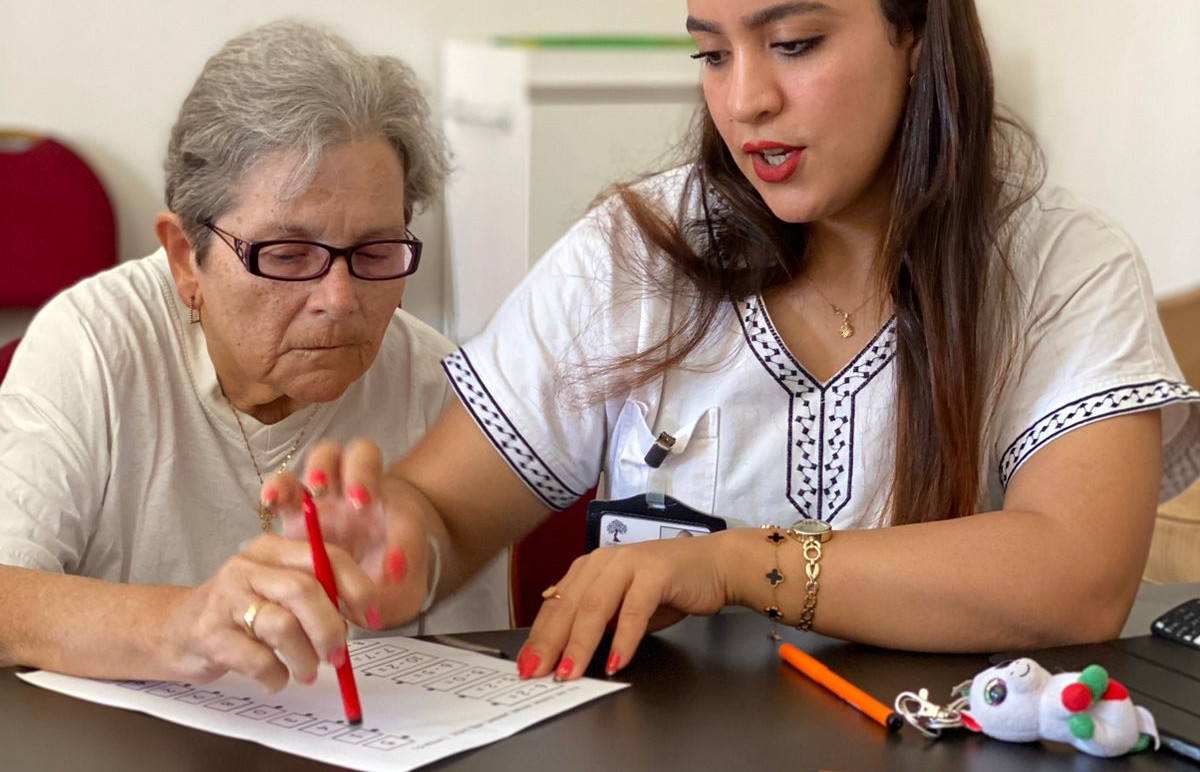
[227,399,320,532]
[805,279,880,339]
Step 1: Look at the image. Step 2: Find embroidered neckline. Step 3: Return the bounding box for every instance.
[737,295,897,520]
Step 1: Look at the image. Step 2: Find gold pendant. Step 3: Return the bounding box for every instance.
[830,304,854,339]
[257,504,273,533]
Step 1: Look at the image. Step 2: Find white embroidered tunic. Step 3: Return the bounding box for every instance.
[447,168,1200,529]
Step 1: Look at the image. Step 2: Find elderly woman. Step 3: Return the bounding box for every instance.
[0,22,507,689]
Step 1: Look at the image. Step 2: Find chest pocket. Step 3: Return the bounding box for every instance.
[606,399,720,515]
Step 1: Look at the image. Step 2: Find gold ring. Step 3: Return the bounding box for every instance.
[541,585,562,601]
[242,600,264,639]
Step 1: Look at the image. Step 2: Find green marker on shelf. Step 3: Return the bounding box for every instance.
[494,35,694,49]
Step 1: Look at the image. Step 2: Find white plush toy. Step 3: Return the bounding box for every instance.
[959,658,1159,757]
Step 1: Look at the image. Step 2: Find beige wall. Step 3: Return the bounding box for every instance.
[2,1,1197,334]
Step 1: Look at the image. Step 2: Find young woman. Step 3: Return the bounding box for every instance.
[272,0,1200,681]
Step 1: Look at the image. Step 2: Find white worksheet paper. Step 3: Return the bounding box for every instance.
[18,636,628,772]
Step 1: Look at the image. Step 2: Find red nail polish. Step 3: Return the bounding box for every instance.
[606,651,621,676]
[329,646,347,668]
[261,489,278,512]
[347,485,370,511]
[302,672,318,685]
[385,548,407,582]
[365,605,383,630]
[554,657,574,681]
[307,470,327,497]
[519,652,541,679]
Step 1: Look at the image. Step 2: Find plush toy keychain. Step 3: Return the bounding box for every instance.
[894,658,1160,758]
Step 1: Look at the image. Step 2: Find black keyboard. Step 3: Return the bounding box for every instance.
[1151,597,1200,649]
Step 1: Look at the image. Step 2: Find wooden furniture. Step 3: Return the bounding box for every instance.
[1145,286,1200,583]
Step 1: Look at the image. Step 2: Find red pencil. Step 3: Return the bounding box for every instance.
[302,491,363,725]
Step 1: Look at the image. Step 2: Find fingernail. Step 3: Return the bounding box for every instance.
[301,672,318,685]
[261,489,278,512]
[605,651,621,677]
[554,657,574,682]
[385,548,407,582]
[329,646,348,669]
[519,652,540,679]
[365,605,383,630]
[347,485,370,511]
[307,470,327,498]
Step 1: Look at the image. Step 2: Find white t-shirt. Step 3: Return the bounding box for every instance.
[447,167,1200,529]
[0,250,509,634]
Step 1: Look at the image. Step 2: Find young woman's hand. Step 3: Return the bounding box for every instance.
[262,437,442,631]
[517,532,734,681]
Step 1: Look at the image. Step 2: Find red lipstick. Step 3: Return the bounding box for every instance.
[742,141,804,183]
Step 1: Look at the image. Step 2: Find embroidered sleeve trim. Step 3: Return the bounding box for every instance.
[442,350,583,511]
[999,380,1200,488]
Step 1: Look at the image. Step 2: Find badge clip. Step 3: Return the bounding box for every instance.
[643,432,676,469]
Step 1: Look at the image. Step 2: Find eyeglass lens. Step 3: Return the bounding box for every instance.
[257,242,416,280]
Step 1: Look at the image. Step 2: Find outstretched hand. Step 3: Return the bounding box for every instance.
[262,437,441,630]
[517,533,733,681]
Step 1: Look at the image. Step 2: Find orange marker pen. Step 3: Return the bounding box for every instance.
[778,643,902,732]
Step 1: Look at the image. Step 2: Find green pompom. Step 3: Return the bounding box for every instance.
[1132,734,1153,754]
[1069,713,1096,741]
[1078,665,1109,702]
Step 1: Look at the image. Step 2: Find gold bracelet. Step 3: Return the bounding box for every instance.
[792,531,823,632]
[760,521,832,638]
[761,526,789,640]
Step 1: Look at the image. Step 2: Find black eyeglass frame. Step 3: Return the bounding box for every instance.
[203,222,422,281]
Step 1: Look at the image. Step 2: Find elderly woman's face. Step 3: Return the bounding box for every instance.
[195,138,409,409]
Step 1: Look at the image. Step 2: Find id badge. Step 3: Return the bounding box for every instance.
[586,493,726,551]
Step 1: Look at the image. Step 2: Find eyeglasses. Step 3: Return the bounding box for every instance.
[204,222,422,281]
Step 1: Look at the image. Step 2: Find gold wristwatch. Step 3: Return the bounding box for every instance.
[788,519,831,631]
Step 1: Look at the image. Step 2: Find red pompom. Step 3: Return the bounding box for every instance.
[1102,679,1129,701]
[1062,682,1093,712]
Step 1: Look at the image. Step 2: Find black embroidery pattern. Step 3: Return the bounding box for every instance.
[1001,380,1200,488]
[738,296,897,521]
[442,350,581,510]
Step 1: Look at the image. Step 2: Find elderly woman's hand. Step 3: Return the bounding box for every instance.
[160,533,379,691]
[518,533,732,681]
[262,438,439,630]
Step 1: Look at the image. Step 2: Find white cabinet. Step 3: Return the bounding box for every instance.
[441,39,699,341]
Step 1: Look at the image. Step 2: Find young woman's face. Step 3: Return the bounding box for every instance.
[687,0,919,225]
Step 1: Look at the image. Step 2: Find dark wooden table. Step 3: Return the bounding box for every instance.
[3,588,1197,772]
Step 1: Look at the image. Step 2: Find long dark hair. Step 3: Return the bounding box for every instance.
[593,0,1043,526]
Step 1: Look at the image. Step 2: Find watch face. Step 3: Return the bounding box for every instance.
[790,519,831,538]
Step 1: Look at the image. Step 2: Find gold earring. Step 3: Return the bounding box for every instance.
[909,73,917,89]
[188,297,201,325]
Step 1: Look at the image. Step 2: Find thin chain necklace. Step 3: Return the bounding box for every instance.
[227,398,320,532]
[805,278,880,340]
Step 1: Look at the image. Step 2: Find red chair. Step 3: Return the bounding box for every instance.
[510,488,594,627]
[0,130,117,307]
[0,337,18,383]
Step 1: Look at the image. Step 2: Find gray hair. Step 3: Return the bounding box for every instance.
[164,20,449,260]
